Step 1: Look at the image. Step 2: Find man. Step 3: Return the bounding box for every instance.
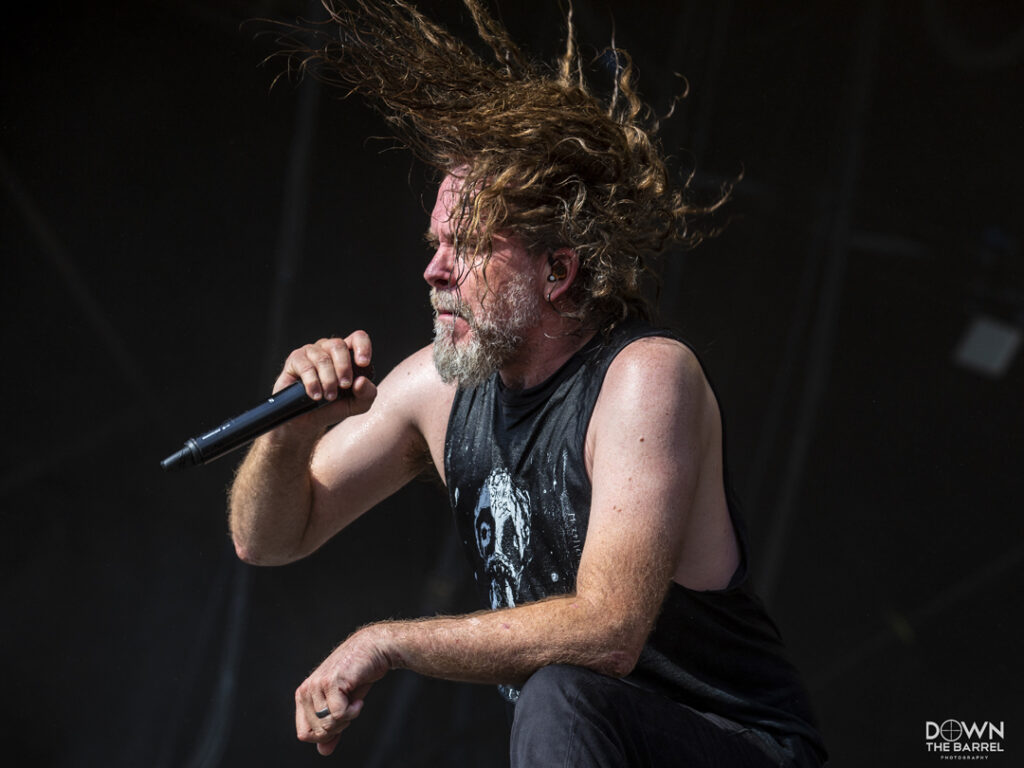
[230,2,827,765]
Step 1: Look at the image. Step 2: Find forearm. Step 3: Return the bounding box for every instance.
[228,428,322,565]
[372,594,644,686]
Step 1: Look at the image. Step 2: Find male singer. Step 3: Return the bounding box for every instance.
[229,2,826,765]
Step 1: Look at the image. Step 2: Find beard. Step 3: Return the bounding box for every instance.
[431,273,539,387]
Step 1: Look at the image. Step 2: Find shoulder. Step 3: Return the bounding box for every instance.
[382,344,448,393]
[603,335,710,404]
[378,344,456,457]
[376,344,455,418]
[591,336,717,448]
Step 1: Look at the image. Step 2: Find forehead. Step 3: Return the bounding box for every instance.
[430,173,464,232]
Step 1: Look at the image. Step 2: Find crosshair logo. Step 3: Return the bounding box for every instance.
[938,719,963,742]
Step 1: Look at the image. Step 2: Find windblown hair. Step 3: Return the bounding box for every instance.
[274,0,727,330]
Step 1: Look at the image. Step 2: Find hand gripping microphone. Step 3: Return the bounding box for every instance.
[160,365,373,471]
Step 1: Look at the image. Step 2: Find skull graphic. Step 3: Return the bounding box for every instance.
[473,468,531,609]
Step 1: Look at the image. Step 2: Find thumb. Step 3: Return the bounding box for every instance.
[317,736,341,756]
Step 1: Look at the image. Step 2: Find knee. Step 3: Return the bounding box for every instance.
[511,664,618,739]
[516,664,595,712]
[510,665,626,767]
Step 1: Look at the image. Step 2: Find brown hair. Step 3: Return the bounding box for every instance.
[272,0,728,330]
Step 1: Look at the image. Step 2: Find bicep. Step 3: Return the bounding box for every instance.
[302,348,448,552]
[576,340,712,631]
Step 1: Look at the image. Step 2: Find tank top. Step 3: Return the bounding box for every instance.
[444,318,826,757]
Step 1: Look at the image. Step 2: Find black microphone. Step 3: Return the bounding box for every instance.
[160,366,372,471]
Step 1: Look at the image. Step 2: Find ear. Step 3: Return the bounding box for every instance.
[544,247,579,305]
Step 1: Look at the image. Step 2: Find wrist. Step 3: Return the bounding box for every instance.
[361,622,407,671]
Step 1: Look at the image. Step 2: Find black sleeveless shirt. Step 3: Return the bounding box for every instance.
[444,319,826,757]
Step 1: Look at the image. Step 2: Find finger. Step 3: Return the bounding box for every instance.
[306,684,366,750]
[347,378,378,416]
[324,683,349,728]
[323,338,354,395]
[296,681,336,743]
[273,349,308,395]
[308,343,341,401]
[346,330,373,369]
[281,346,325,402]
[350,683,373,705]
[297,710,331,743]
[337,682,369,725]
[341,698,364,723]
[318,735,341,757]
[303,344,339,401]
[315,701,360,756]
[295,687,315,742]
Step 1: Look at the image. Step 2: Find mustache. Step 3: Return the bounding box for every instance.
[431,289,470,318]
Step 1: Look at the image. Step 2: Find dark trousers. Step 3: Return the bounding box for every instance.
[508,665,823,768]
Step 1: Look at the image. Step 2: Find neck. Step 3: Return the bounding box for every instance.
[498,316,596,390]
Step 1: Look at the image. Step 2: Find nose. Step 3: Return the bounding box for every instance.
[423,245,454,290]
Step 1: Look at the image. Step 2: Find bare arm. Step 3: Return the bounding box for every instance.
[229,334,448,565]
[296,338,719,754]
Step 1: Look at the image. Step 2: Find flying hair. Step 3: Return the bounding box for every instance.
[270,0,730,331]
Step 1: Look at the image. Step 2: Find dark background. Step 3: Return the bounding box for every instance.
[3,1,1022,766]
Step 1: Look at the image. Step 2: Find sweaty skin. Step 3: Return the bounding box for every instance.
[228,174,739,756]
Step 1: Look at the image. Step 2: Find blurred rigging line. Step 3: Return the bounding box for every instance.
[0,151,153,407]
[362,529,465,768]
[658,0,733,316]
[152,542,236,768]
[0,406,142,498]
[1,151,162,498]
[809,541,1024,693]
[688,0,732,169]
[183,558,251,768]
[731,2,841,525]
[171,6,322,765]
[651,0,700,102]
[264,52,321,376]
[755,1,882,604]
[741,5,874,524]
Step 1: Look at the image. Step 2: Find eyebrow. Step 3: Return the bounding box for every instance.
[424,229,439,247]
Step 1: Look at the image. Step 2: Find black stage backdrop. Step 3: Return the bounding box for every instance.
[2,2,1022,766]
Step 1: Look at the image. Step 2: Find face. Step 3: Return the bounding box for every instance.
[424,173,541,386]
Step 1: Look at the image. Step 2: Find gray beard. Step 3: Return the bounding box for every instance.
[431,276,539,388]
[432,320,518,387]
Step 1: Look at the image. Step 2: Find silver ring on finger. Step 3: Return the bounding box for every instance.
[315,707,331,718]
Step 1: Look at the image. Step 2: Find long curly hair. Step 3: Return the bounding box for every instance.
[272,0,727,331]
